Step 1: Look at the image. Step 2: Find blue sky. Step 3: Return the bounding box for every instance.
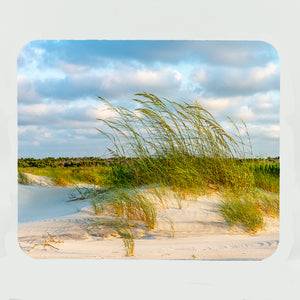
[17,40,280,158]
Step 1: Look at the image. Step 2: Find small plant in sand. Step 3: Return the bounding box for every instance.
[85,186,157,256]
[88,218,136,256]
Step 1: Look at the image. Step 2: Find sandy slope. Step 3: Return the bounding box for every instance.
[18,183,279,260]
[19,172,56,187]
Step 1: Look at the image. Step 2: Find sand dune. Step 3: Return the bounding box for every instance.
[18,184,279,260]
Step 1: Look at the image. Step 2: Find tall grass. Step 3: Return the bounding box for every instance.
[80,92,279,253]
[249,161,280,193]
[96,92,254,194]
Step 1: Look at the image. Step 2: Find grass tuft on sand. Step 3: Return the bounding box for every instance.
[88,92,279,252]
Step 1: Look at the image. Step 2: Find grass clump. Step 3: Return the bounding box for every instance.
[83,186,157,256]
[218,197,264,233]
[92,92,279,237]
[252,189,279,218]
[80,92,279,253]
[249,161,280,193]
[218,189,279,233]
[96,92,254,194]
[89,187,157,230]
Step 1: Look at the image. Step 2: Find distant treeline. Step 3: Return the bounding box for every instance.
[18,157,110,168]
[18,156,280,169]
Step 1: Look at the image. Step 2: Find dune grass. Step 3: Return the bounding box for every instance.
[81,186,156,255]
[96,92,255,194]
[89,92,279,243]
[218,189,279,233]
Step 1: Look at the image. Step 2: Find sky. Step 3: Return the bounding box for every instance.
[17,40,280,159]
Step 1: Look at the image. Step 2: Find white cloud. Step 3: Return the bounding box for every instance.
[18,125,52,142]
[17,75,41,103]
[18,126,28,136]
[250,63,278,81]
[251,92,279,114]
[265,125,280,139]
[95,67,183,95]
[191,63,279,97]
[235,105,256,122]
[31,66,184,101]
[18,103,65,116]
[192,69,207,83]
[246,124,280,139]
[200,97,231,112]
[59,62,89,74]
[85,104,117,120]
[74,128,99,136]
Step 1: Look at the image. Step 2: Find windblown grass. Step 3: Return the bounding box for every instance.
[96,92,254,194]
[87,92,279,239]
[83,186,156,256]
[52,92,278,254]
[89,92,279,238]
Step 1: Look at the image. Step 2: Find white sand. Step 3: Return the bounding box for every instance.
[18,184,279,260]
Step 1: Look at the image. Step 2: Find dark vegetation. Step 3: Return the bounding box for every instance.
[18,157,109,168]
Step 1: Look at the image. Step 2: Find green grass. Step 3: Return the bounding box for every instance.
[218,189,279,233]
[218,197,265,233]
[249,161,280,193]
[93,92,279,236]
[96,92,255,193]
[82,186,156,256]
[18,166,110,187]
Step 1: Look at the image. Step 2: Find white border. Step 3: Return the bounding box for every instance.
[1,1,299,299]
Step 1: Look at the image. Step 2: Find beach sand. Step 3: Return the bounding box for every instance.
[18,183,279,260]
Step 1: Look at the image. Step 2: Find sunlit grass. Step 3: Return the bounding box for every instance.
[218,189,279,233]
[96,92,255,194]
[18,166,109,187]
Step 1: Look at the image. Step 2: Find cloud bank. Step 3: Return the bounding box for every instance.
[18,40,280,158]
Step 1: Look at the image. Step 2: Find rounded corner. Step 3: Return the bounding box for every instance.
[256,40,280,62]
[261,237,280,262]
[17,39,44,69]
